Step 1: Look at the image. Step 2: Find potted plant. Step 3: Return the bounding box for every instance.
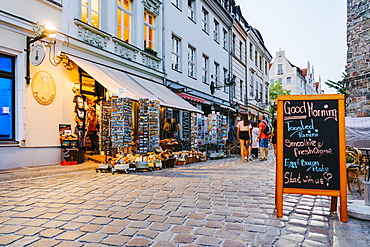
[144,47,158,56]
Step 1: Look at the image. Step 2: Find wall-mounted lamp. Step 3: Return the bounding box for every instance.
[232,101,240,112]
[210,75,235,95]
[25,22,57,85]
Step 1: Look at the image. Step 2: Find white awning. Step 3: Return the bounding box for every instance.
[68,55,202,113]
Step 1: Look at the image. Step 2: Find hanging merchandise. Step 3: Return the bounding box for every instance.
[100,100,112,154]
[111,97,133,149]
[197,114,208,147]
[148,99,160,151]
[190,112,198,148]
[138,98,149,154]
[208,113,218,145]
[219,115,227,146]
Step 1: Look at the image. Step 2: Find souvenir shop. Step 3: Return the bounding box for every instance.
[59,62,230,170]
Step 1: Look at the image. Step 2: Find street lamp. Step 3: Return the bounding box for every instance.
[25,22,57,84]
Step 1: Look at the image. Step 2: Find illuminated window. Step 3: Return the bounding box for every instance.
[144,11,155,49]
[0,54,15,141]
[117,0,131,43]
[81,0,100,28]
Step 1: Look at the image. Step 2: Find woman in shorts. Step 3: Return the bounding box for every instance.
[237,115,251,163]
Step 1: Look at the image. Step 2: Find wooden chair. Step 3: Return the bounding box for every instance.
[346,147,362,195]
[353,140,370,181]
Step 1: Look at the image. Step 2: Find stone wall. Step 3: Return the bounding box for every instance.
[346,0,370,117]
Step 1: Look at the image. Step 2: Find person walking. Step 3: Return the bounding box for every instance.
[237,115,251,163]
[257,116,270,161]
[87,110,99,155]
[249,121,260,160]
[271,119,277,159]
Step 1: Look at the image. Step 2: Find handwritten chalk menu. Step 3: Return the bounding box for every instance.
[283,99,339,190]
[276,94,347,222]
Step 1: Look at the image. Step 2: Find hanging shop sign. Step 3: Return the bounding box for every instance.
[30,43,46,66]
[182,111,190,139]
[81,75,95,93]
[275,94,347,222]
[31,71,56,106]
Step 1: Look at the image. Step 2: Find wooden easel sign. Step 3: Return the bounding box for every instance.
[276,94,347,222]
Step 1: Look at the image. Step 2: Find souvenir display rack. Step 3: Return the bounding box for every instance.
[100,100,111,152]
[197,114,208,147]
[138,98,149,154]
[97,100,112,172]
[190,112,198,148]
[148,99,160,151]
[218,115,227,146]
[111,97,133,149]
[208,113,218,145]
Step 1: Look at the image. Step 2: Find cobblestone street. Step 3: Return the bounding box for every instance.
[0,158,369,246]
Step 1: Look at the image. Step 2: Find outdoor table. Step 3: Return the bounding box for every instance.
[357,147,370,181]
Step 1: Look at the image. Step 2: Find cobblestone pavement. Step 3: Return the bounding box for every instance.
[0,157,369,246]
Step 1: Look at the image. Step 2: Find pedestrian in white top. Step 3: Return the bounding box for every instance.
[249,122,260,160]
[237,115,251,163]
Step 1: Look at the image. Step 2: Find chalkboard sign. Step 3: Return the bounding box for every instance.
[275,94,347,222]
[282,99,339,190]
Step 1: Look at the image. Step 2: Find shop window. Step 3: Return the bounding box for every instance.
[144,11,155,49]
[0,54,15,141]
[81,0,100,28]
[117,0,131,43]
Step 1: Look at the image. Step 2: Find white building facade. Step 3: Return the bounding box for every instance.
[0,0,200,169]
[269,50,321,95]
[164,0,234,116]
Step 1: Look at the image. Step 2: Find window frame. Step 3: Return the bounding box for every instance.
[0,54,15,141]
[116,0,132,43]
[144,11,155,49]
[222,29,228,50]
[172,36,181,71]
[81,0,101,28]
[188,45,196,78]
[223,68,228,93]
[277,64,283,75]
[213,19,219,43]
[202,8,208,33]
[202,54,209,84]
[188,0,195,21]
[250,73,254,97]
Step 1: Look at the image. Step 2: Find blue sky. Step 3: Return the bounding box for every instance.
[238,0,347,94]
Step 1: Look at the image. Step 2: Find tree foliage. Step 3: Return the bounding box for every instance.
[269,80,290,101]
[269,80,290,117]
[324,72,348,95]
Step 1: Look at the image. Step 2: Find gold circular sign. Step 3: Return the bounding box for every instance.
[31,71,56,106]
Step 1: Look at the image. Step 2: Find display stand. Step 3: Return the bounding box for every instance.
[148,99,160,151]
[110,97,132,174]
[96,100,112,172]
